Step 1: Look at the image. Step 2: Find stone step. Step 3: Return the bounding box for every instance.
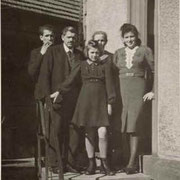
[2,158,35,168]
[65,173,151,180]
[42,169,151,180]
[2,166,152,180]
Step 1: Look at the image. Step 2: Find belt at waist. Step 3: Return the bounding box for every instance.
[119,72,144,77]
[83,79,105,83]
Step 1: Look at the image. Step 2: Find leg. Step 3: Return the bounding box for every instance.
[98,127,107,158]
[98,127,114,175]
[68,124,79,165]
[128,133,139,167]
[65,123,81,172]
[46,109,63,172]
[125,133,139,174]
[85,127,96,175]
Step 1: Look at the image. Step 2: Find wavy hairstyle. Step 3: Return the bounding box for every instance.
[120,23,141,46]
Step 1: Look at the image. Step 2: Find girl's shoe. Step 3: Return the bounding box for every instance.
[85,158,96,175]
[100,158,115,176]
[124,165,139,174]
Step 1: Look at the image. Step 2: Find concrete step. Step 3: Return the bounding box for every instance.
[2,158,35,167]
[64,172,151,180]
[2,166,152,180]
[2,158,152,180]
[42,169,151,180]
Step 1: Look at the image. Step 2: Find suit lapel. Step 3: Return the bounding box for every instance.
[57,45,71,77]
[56,45,81,74]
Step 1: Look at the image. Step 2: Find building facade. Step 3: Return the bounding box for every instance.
[1,0,83,159]
[84,0,180,179]
[1,0,180,179]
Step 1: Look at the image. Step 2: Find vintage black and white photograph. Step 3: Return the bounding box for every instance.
[1,0,180,180]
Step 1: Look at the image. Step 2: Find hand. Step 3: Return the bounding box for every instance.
[107,104,112,116]
[143,92,154,101]
[50,91,59,103]
[40,41,53,55]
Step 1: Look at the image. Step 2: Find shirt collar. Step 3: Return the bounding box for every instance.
[125,46,139,53]
[87,59,99,65]
[63,43,74,53]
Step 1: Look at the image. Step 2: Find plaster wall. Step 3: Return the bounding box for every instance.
[84,0,129,53]
[157,0,180,158]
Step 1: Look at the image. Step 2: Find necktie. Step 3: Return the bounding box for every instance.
[67,51,74,65]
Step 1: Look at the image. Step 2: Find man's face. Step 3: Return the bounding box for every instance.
[40,29,54,45]
[62,31,77,49]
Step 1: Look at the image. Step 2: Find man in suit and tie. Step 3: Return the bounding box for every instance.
[39,26,84,173]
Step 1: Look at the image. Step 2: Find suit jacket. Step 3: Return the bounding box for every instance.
[28,47,44,100]
[38,44,84,100]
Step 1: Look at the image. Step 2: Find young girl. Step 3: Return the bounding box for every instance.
[64,40,115,175]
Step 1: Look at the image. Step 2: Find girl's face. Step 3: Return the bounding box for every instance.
[123,31,137,49]
[88,47,100,61]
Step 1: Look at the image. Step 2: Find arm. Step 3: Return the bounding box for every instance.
[38,48,53,100]
[112,50,119,68]
[52,62,81,104]
[28,49,44,82]
[28,43,53,82]
[104,60,116,106]
[143,47,155,101]
[58,61,81,93]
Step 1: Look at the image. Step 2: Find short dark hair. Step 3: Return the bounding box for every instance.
[92,31,108,42]
[84,40,100,58]
[62,26,77,36]
[39,24,54,35]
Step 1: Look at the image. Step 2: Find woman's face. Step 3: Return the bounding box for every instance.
[123,31,137,49]
[88,47,100,61]
[93,34,106,52]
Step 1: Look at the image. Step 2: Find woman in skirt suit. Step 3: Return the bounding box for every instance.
[113,23,154,174]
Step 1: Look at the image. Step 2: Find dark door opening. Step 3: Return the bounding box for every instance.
[1,6,79,159]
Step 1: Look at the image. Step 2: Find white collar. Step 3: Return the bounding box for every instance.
[125,46,139,69]
[100,54,109,61]
[125,46,139,53]
[63,43,74,53]
[87,59,99,65]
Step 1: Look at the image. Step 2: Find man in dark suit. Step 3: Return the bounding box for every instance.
[28,24,55,100]
[39,26,84,173]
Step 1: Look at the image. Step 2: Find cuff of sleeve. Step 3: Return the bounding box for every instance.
[108,97,116,104]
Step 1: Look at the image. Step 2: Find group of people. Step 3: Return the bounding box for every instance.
[28,23,154,176]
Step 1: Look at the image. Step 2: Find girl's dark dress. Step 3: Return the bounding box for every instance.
[72,59,115,127]
[113,46,154,133]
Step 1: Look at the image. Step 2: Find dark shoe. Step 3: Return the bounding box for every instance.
[124,166,139,174]
[100,158,115,176]
[85,158,96,175]
[75,164,87,172]
[65,164,79,173]
[118,167,126,173]
[49,167,60,174]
